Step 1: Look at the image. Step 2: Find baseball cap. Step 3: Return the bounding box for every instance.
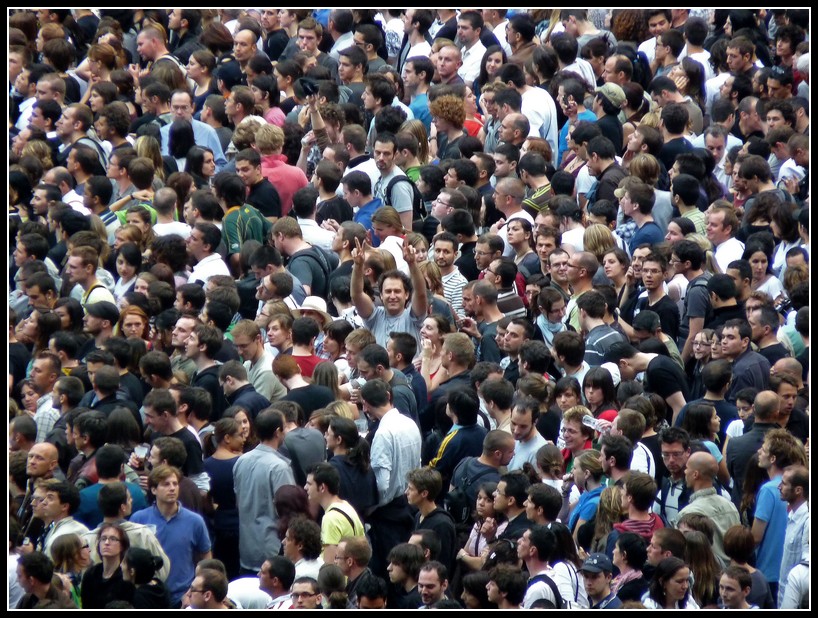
[595,83,626,108]
[85,301,120,325]
[581,552,614,573]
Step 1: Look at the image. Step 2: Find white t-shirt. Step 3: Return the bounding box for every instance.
[153,220,191,239]
[508,432,548,472]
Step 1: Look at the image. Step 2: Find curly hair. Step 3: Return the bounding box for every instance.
[428,94,466,128]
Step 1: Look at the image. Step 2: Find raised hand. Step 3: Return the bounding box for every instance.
[459,316,480,338]
[352,237,371,267]
[402,239,417,264]
[489,217,506,234]
[322,218,340,232]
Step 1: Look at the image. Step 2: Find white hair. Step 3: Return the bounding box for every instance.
[796,53,809,76]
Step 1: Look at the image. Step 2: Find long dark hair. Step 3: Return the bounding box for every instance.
[124,547,164,585]
[681,402,716,441]
[168,120,195,159]
[329,416,371,473]
[477,45,507,89]
[547,521,583,569]
[582,367,617,415]
[648,556,690,608]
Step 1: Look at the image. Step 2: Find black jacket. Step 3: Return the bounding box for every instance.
[226,383,270,420]
[192,365,227,421]
[414,507,457,575]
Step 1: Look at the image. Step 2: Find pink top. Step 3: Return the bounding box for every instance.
[260,154,309,217]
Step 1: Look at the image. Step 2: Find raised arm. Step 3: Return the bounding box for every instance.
[351,237,375,319]
[405,242,428,319]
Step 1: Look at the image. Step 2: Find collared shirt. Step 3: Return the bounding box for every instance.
[232,444,295,571]
[370,408,422,506]
[130,503,211,605]
[679,486,740,565]
[780,501,809,605]
[296,217,335,251]
[16,96,36,131]
[591,590,623,609]
[458,40,486,84]
[188,253,230,286]
[34,395,60,443]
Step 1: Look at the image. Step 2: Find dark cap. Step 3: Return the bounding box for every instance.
[632,310,661,333]
[215,59,245,91]
[581,552,614,573]
[85,301,120,325]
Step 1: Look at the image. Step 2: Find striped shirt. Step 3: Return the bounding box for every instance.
[442,269,468,318]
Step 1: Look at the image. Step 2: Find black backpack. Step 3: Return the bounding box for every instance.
[527,572,570,609]
[385,175,427,221]
[443,458,495,525]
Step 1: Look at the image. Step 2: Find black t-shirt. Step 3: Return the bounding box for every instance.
[263,29,290,62]
[597,113,623,154]
[657,137,693,171]
[316,195,354,225]
[536,407,563,444]
[645,355,690,407]
[152,427,205,477]
[246,178,282,219]
[282,384,335,418]
[455,241,480,282]
[758,343,790,366]
[9,342,31,396]
[635,294,680,342]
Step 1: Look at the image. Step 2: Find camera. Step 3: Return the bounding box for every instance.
[298,77,319,97]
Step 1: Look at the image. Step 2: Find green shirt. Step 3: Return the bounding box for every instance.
[222,204,271,255]
[681,208,706,234]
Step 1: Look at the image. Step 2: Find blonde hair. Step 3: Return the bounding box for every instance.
[255,123,285,154]
[591,486,625,552]
[405,232,429,255]
[583,224,616,261]
[326,399,358,421]
[420,261,444,296]
[89,215,112,263]
[639,110,661,129]
[629,153,661,187]
[684,233,717,273]
[22,141,53,170]
[116,224,144,250]
[783,264,808,294]
[134,135,165,180]
[399,119,430,165]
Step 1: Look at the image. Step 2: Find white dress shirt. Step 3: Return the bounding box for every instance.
[458,40,486,85]
[188,252,230,286]
[370,408,422,506]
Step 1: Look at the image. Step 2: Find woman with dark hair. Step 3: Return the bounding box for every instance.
[113,243,142,303]
[528,45,560,91]
[684,530,721,608]
[80,522,134,608]
[274,485,313,542]
[274,60,303,115]
[168,120,196,171]
[461,571,496,609]
[768,201,802,278]
[9,169,34,222]
[122,547,171,609]
[669,57,707,115]
[611,532,649,602]
[549,377,582,417]
[742,239,785,302]
[203,417,245,580]
[187,48,216,113]
[251,74,285,127]
[507,219,539,277]
[620,82,648,150]
[458,481,505,573]
[643,556,699,609]
[184,146,216,189]
[723,524,775,608]
[322,320,354,381]
[53,297,86,334]
[149,235,190,288]
[50,533,91,607]
[685,328,714,401]
[474,45,507,98]
[601,248,632,309]
[200,22,235,58]
[82,81,119,115]
[681,402,731,486]
[582,367,618,419]
[325,416,379,517]
[223,405,258,452]
[19,309,62,363]
[106,407,142,454]
[418,314,454,394]
[548,521,589,607]
[738,452,767,527]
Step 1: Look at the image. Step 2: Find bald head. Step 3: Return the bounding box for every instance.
[495,177,526,202]
[687,451,718,479]
[753,390,781,422]
[26,442,59,479]
[771,358,804,386]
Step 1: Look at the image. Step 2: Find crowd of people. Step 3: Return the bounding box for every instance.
[8,7,810,610]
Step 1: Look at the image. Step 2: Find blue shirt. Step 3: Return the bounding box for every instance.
[558,110,596,166]
[628,221,665,255]
[160,119,227,172]
[568,485,604,531]
[353,197,382,235]
[76,482,147,530]
[409,93,432,133]
[130,503,211,605]
[754,475,788,583]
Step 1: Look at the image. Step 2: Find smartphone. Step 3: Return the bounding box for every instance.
[134,444,149,459]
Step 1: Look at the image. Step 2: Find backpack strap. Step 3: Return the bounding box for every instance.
[327,504,357,532]
[528,572,565,608]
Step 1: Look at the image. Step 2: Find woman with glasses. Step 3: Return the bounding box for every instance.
[50,533,91,608]
[80,523,134,608]
[685,327,715,401]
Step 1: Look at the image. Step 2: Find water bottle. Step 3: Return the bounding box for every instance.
[582,414,601,431]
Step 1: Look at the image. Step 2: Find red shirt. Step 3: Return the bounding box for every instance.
[260,154,309,217]
[293,354,323,378]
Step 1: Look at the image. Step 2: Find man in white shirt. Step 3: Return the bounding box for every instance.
[152,187,191,239]
[187,222,230,286]
[706,206,745,273]
[482,9,512,55]
[456,11,487,87]
[488,177,534,257]
[496,64,559,160]
[638,10,671,64]
[292,186,334,251]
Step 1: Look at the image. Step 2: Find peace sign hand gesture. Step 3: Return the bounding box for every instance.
[352,237,371,267]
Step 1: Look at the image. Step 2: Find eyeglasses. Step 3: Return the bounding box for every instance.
[100,536,122,544]
[692,341,708,348]
[188,588,207,594]
[661,451,686,460]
